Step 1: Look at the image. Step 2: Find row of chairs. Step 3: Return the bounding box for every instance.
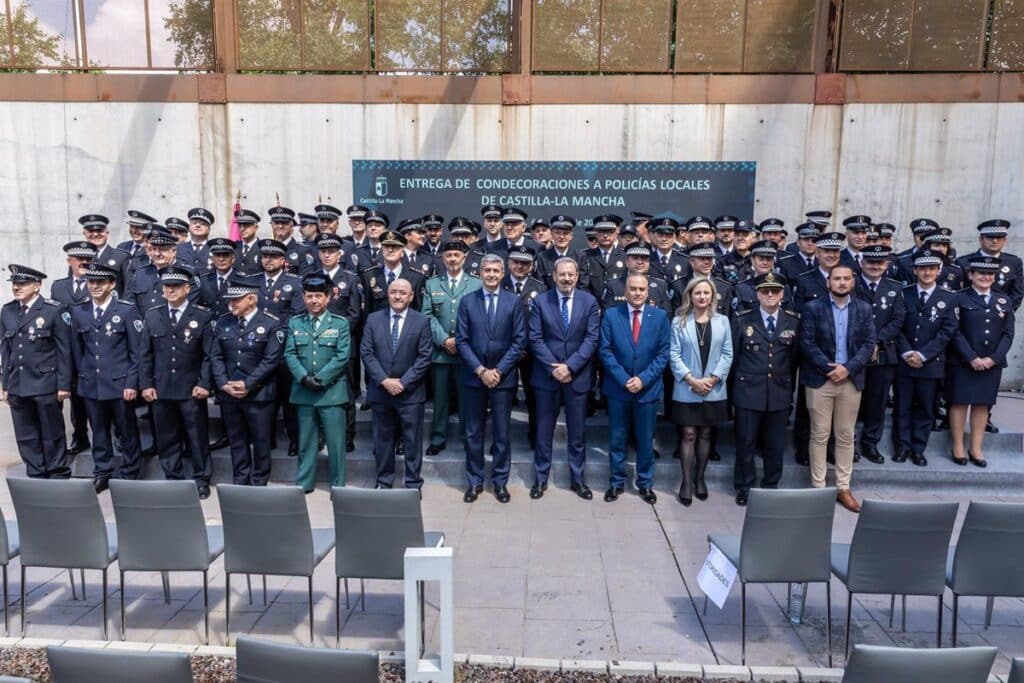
[842,646,1022,683]
[706,488,1024,666]
[0,478,443,645]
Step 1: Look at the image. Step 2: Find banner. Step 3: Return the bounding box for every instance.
[351,160,756,227]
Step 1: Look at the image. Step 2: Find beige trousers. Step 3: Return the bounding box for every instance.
[805,381,862,490]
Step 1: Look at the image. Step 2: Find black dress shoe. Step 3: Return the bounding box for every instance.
[892,450,908,463]
[463,485,483,503]
[861,446,885,464]
[346,440,355,453]
[652,448,661,459]
[708,449,721,462]
[795,451,810,466]
[910,452,928,467]
[694,477,708,501]
[951,450,968,466]
[529,481,547,499]
[604,487,623,502]
[985,419,999,434]
[360,402,371,411]
[142,445,157,458]
[66,436,89,456]
[735,489,749,506]
[968,450,987,468]
[493,486,511,504]
[374,483,393,490]
[197,483,211,500]
[426,443,445,456]
[395,441,405,457]
[209,435,229,451]
[677,490,692,507]
[570,482,593,500]
[93,477,110,494]
[853,451,861,463]
[638,487,657,505]
[932,418,949,432]
[288,442,298,458]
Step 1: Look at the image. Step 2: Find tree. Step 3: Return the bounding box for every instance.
[1,0,63,68]
[164,0,216,69]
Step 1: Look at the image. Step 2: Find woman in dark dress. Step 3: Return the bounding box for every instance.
[947,255,1015,467]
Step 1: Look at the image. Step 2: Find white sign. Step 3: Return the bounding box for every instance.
[697,544,738,609]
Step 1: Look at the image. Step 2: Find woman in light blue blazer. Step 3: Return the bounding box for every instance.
[669,276,733,506]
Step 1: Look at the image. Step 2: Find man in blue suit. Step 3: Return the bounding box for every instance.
[360,278,433,491]
[528,257,601,500]
[599,273,670,504]
[456,254,527,503]
[800,264,876,513]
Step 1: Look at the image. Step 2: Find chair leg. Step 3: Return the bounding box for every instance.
[246,574,252,605]
[81,568,86,600]
[936,595,943,648]
[20,566,26,635]
[161,571,171,604]
[901,594,906,632]
[101,569,107,641]
[419,582,425,657]
[888,594,895,628]
[826,582,833,669]
[69,569,77,601]
[203,570,210,646]
[984,596,994,629]
[119,570,126,641]
[344,578,350,609]
[951,594,958,647]
[740,582,747,666]
[262,575,267,607]
[336,578,341,649]
[845,591,853,660]
[360,578,365,611]
[225,574,231,645]
[702,594,708,616]
[307,576,314,645]
[2,564,7,638]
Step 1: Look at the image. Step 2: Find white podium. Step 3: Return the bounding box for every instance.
[404,547,454,683]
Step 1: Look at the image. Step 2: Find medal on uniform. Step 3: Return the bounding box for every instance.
[256,326,265,334]
[247,331,256,347]
[112,315,121,323]
[616,260,623,268]
[35,317,45,328]
[105,322,113,336]
[27,326,35,341]
[183,328,192,342]
[189,320,198,329]
[746,325,754,337]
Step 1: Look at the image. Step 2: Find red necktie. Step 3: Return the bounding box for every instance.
[632,309,641,344]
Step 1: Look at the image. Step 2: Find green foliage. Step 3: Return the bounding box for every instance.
[1,0,63,68]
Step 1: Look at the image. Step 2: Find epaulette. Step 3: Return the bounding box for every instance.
[195,304,210,311]
[263,312,280,321]
[782,308,800,318]
[734,307,755,317]
[146,304,164,312]
[43,299,60,307]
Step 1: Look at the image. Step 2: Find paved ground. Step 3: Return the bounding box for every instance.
[0,398,1021,675]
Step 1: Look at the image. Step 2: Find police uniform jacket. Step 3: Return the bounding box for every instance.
[948,289,1014,368]
[117,240,146,260]
[284,312,351,407]
[853,277,906,366]
[176,241,212,275]
[502,275,547,317]
[895,286,958,379]
[95,244,131,274]
[357,243,385,269]
[139,303,213,400]
[323,268,363,335]
[283,238,317,276]
[535,247,586,289]
[601,274,673,315]
[127,262,202,312]
[403,251,437,279]
[199,270,237,317]
[956,250,1024,311]
[422,273,482,364]
[255,272,304,325]
[209,310,284,402]
[582,247,628,300]
[361,266,426,315]
[234,240,263,276]
[779,253,817,284]
[70,299,142,400]
[486,237,543,263]
[0,298,72,396]
[649,250,690,285]
[735,278,794,312]
[794,268,831,311]
[715,251,746,284]
[670,274,735,317]
[334,241,372,275]
[730,307,799,412]
[50,276,90,308]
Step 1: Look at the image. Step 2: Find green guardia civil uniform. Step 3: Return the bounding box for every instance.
[284,311,351,490]
[421,272,481,447]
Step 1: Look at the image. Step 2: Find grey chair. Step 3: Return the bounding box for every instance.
[7,478,117,639]
[1008,657,1024,683]
[706,487,837,666]
[840,643,997,683]
[236,635,378,683]
[946,501,1024,647]
[46,645,193,683]
[218,484,334,643]
[331,487,445,649]
[109,480,225,644]
[831,500,958,655]
[0,515,20,636]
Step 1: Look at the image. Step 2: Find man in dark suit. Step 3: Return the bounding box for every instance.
[528,256,599,500]
[799,264,876,512]
[360,278,433,490]
[139,265,214,498]
[582,215,627,300]
[598,273,670,504]
[456,254,527,504]
[486,208,542,263]
[730,273,800,506]
[1,265,73,479]
[233,209,263,276]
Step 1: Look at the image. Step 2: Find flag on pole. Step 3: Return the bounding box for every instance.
[228,192,241,241]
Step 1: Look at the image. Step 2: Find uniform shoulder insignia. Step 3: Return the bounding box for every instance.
[43,298,60,307]
[734,307,754,317]
[783,309,800,318]
[195,304,210,311]
[146,304,163,312]
[264,312,280,321]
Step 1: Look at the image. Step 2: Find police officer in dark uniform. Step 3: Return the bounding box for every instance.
[778,222,820,284]
[673,241,734,317]
[361,230,427,315]
[896,217,940,274]
[503,245,547,449]
[268,205,317,277]
[734,240,795,311]
[199,237,239,318]
[853,245,906,463]
[716,218,754,284]
[602,244,673,314]
[583,215,628,300]
[253,238,304,457]
[398,218,438,278]
[864,224,902,280]
[316,232,364,451]
[164,217,190,246]
[451,218,484,277]
[297,212,320,252]
[892,250,958,466]
[421,214,446,258]
[649,218,690,285]
[69,263,144,491]
[730,272,799,505]
[488,208,543,263]
[534,215,584,288]
[139,265,214,498]
[840,215,870,272]
[1,265,72,479]
[177,207,215,275]
[79,214,132,293]
[126,225,202,312]
[117,210,154,262]
[947,255,1015,466]
[209,277,284,485]
[315,203,343,237]
[474,204,505,253]
[760,218,790,254]
[234,209,263,276]
[360,210,390,266]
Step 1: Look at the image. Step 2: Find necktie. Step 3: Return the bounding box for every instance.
[855,253,862,265]
[662,255,669,269]
[560,296,570,333]
[920,290,927,307]
[74,279,85,298]
[868,281,876,294]
[169,308,180,325]
[387,271,396,286]
[603,251,610,264]
[449,278,456,291]
[95,306,103,321]
[313,315,321,331]
[806,257,814,269]
[266,277,273,290]
[238,316,246,331]
[391,313,400,351]
[486,293,496,325]
[766,315,776,335]
[983,294,990,307]
[515,281,522,295]
[632,309,641,343]
[218,276,226,293]
[20,304,28,319]
[372,247,380,260]
[241,244,249,259]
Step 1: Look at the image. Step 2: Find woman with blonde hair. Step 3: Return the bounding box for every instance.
[669,276,733,505]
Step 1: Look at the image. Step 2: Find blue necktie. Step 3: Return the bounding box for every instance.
[486,293,496,326]
[766,315,775,335]
[387,270,395,286]
[560,296,570,333]
[391,314,400,351]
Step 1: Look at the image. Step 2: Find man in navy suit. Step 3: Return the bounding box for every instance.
[800,264,876,512]
[360,278,433,491]
[528,257,601,500]
[598,273,670,504]
[456,254,527,503]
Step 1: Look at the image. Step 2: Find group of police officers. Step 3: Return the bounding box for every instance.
[0,202,1018,504]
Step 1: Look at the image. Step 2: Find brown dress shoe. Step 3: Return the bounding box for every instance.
[836,489,861,513]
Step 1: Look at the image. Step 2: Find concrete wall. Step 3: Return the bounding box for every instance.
[3,101,1023,384]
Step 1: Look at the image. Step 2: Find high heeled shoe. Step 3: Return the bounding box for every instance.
[951,450,968,466]
[967,450,987,468]
[677,487,692,507]
[695,477,708,500]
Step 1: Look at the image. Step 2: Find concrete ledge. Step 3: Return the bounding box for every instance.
[610,659,656,675]
[60,640,111,650]
[798,667,844,682]
[704,664,752,681]
[657,662,704,678]
[105,641,155,651]
[468,653,514,668]
[14,638,63,649]
[561,658,609,673]
[148,643,198,654]
[515,657,561,671]
[750,665,800,681]
[452,652,469,665]
[194,645,235,658]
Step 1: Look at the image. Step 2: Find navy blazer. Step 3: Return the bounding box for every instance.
[139,303,214,399]
[0,298,72,396]
[528,288,601,393]
[70,299,142,400]
[896,286,957,379]
[455,288,526,390]
[208,310,284,402]
[853,276,906,366]
[799,295,877,391]
[360,308,433,405]
[598,303,671,404]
